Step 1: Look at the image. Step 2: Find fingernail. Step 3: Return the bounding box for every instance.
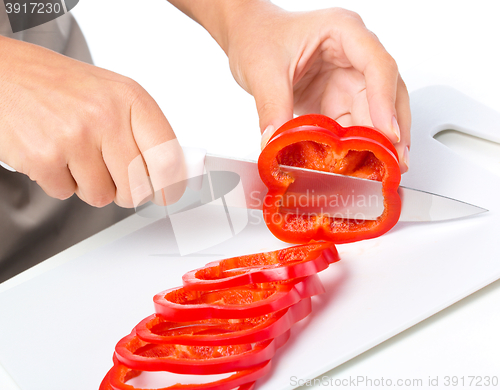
[403,145,410,171]
[392,116,401,143]
[260,125,275,150]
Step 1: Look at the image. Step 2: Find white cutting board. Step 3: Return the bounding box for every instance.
[0,86,499,390]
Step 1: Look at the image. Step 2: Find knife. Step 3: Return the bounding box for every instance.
[0,154,487,222]
[202,153,487,222]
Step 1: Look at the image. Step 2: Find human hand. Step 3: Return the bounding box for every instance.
[223,2,410,173]
[0,36,186,208]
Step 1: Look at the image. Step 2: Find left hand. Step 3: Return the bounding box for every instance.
[167,0,410,172]
[224,3,410,173]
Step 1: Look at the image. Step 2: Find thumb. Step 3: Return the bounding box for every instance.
[128,88,187,207]
[250,72,294,150]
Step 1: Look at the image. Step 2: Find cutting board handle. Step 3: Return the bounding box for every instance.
[411,85,500,143]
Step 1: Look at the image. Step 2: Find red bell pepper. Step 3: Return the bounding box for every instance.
[258,114,401,244]
[153,274,324,321]
[182,242,339,291]
[100,374,256,390]
[101,215,338,389]
[114,329,290,374]
[135,296,311,346]
[102,354,266,390]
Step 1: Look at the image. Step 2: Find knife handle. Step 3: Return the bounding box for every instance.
[0,148,208,182]
[0,161,16,172]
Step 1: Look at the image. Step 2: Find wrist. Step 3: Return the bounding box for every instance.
[167,0,278,54]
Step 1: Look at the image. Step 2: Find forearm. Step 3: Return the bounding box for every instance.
[166,0,275,54]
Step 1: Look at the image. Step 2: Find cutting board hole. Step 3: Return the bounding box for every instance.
[434,129,500,176]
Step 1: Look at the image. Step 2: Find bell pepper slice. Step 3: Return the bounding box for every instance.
[182,242,339,291]
[258,114,401,244]
[153,274,324,321]
[104,355,269,390]
[100,372,113,390]
[100,375,255,390]
[114,329,290,374]
[135,297,311,346]
[100,372,256,390]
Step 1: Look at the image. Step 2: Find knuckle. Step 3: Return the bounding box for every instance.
[78,82,125,131]
[85,97,115,129]
[82,100,122,139]
[380,54,399,74]
[88,100,108,123]
[398,74,408,91]
[120,77,147,105]
[344,9,363,23]
[257,101,281,119]
[63,123,90,145]
[29,144,63,169]
[121,75,141,90]
[329,8,363,24]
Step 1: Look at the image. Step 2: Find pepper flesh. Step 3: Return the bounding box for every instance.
[135,297,311,346]
[100,160,345,389]
[114,329,290,374]
[154,274,325,321]
[182,242,339,291]
[258,114,402,244]
[103,354,268,390]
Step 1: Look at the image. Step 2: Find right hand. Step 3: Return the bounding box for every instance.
[0,36,185,208]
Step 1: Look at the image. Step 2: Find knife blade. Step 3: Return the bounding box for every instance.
[1,153,487,222]
[203,154,487,222]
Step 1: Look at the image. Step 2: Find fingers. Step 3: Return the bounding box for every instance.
[320,68,374,127]
[364,59,400,143]
[357,55,411,172]
[329,11,411,171]
[142,138,186,207]
[247,65,294,150]
[128,84,187,207]
[334,17,395,125]
[394,75,411,173]
[1,35,186,209]
[100,114,149,208]
[36,88,185,210]
[75,80,186,209]
[328,71,411,173]
[69,145,117,208]
[364,61,411,173]
[29,160,77,201]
